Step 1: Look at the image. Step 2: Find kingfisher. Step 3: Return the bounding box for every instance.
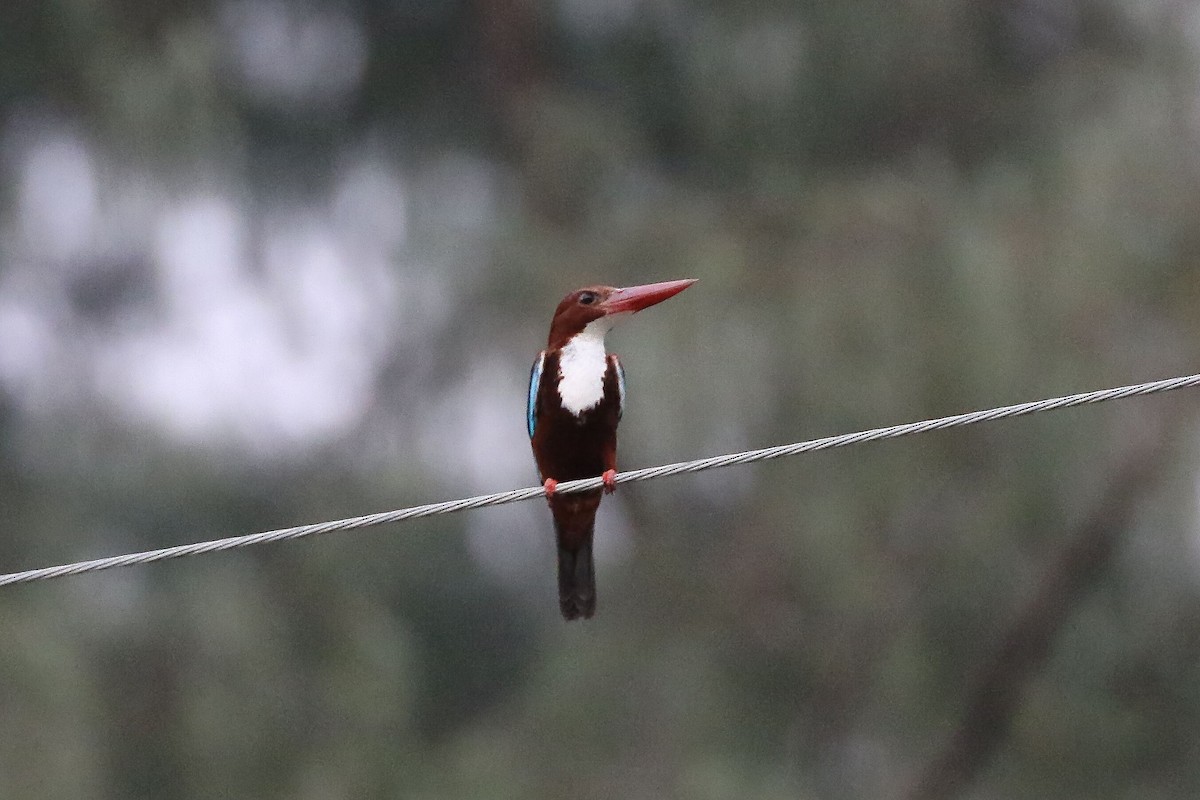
[527,279,696,620]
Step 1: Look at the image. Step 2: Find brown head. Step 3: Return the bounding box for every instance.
[546,279,696,349]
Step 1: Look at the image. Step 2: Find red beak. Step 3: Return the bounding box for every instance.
[601,279,697,315]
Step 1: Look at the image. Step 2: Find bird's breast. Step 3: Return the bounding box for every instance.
[556,333,609,416]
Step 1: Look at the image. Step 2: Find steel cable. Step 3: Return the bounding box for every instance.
[2,371,1197,587]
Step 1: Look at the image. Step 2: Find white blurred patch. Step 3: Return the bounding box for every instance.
[92,190,400,454]
[0,129,434,456]
[219,0,367,109]
[331,162,408,254]
[413,152,503,238]
[0,298,58,404]
[465,502,546,588]
[17,134,97,264]
[419,356,534,492]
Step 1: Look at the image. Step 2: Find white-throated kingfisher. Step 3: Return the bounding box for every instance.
[527,279,696,620]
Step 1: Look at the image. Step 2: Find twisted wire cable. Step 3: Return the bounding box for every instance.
[2,371,1197,588]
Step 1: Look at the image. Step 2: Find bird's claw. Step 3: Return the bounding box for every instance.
[602,469,617,494]
[542,478,558,497]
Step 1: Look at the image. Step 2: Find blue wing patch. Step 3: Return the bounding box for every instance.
[527,352,545,439]
[614,356,626,420]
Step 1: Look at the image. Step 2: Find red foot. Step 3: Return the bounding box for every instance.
[543,478,558,497]
[602,469,618,494]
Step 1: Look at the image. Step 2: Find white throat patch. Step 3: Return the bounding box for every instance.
[556,318,613,416]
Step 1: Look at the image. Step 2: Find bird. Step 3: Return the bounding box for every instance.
[527,279,696,620]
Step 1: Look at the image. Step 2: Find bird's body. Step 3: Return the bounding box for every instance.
[527,280,695,620]
[529,346,623,619]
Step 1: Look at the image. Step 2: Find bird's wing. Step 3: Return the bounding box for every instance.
[527,351,546,439]
[611,354,626,421]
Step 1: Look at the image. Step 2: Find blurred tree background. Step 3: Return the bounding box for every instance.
[3,0,1200,797]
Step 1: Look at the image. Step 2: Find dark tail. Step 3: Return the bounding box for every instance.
[549,491,601,621]
[557,539,595,620]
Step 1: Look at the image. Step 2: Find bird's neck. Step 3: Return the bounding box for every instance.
[556,322,610,416]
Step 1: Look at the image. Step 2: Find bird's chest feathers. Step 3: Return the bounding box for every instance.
[556,329,609,417]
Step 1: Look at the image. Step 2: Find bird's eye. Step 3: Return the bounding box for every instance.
[579,292,597,306]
